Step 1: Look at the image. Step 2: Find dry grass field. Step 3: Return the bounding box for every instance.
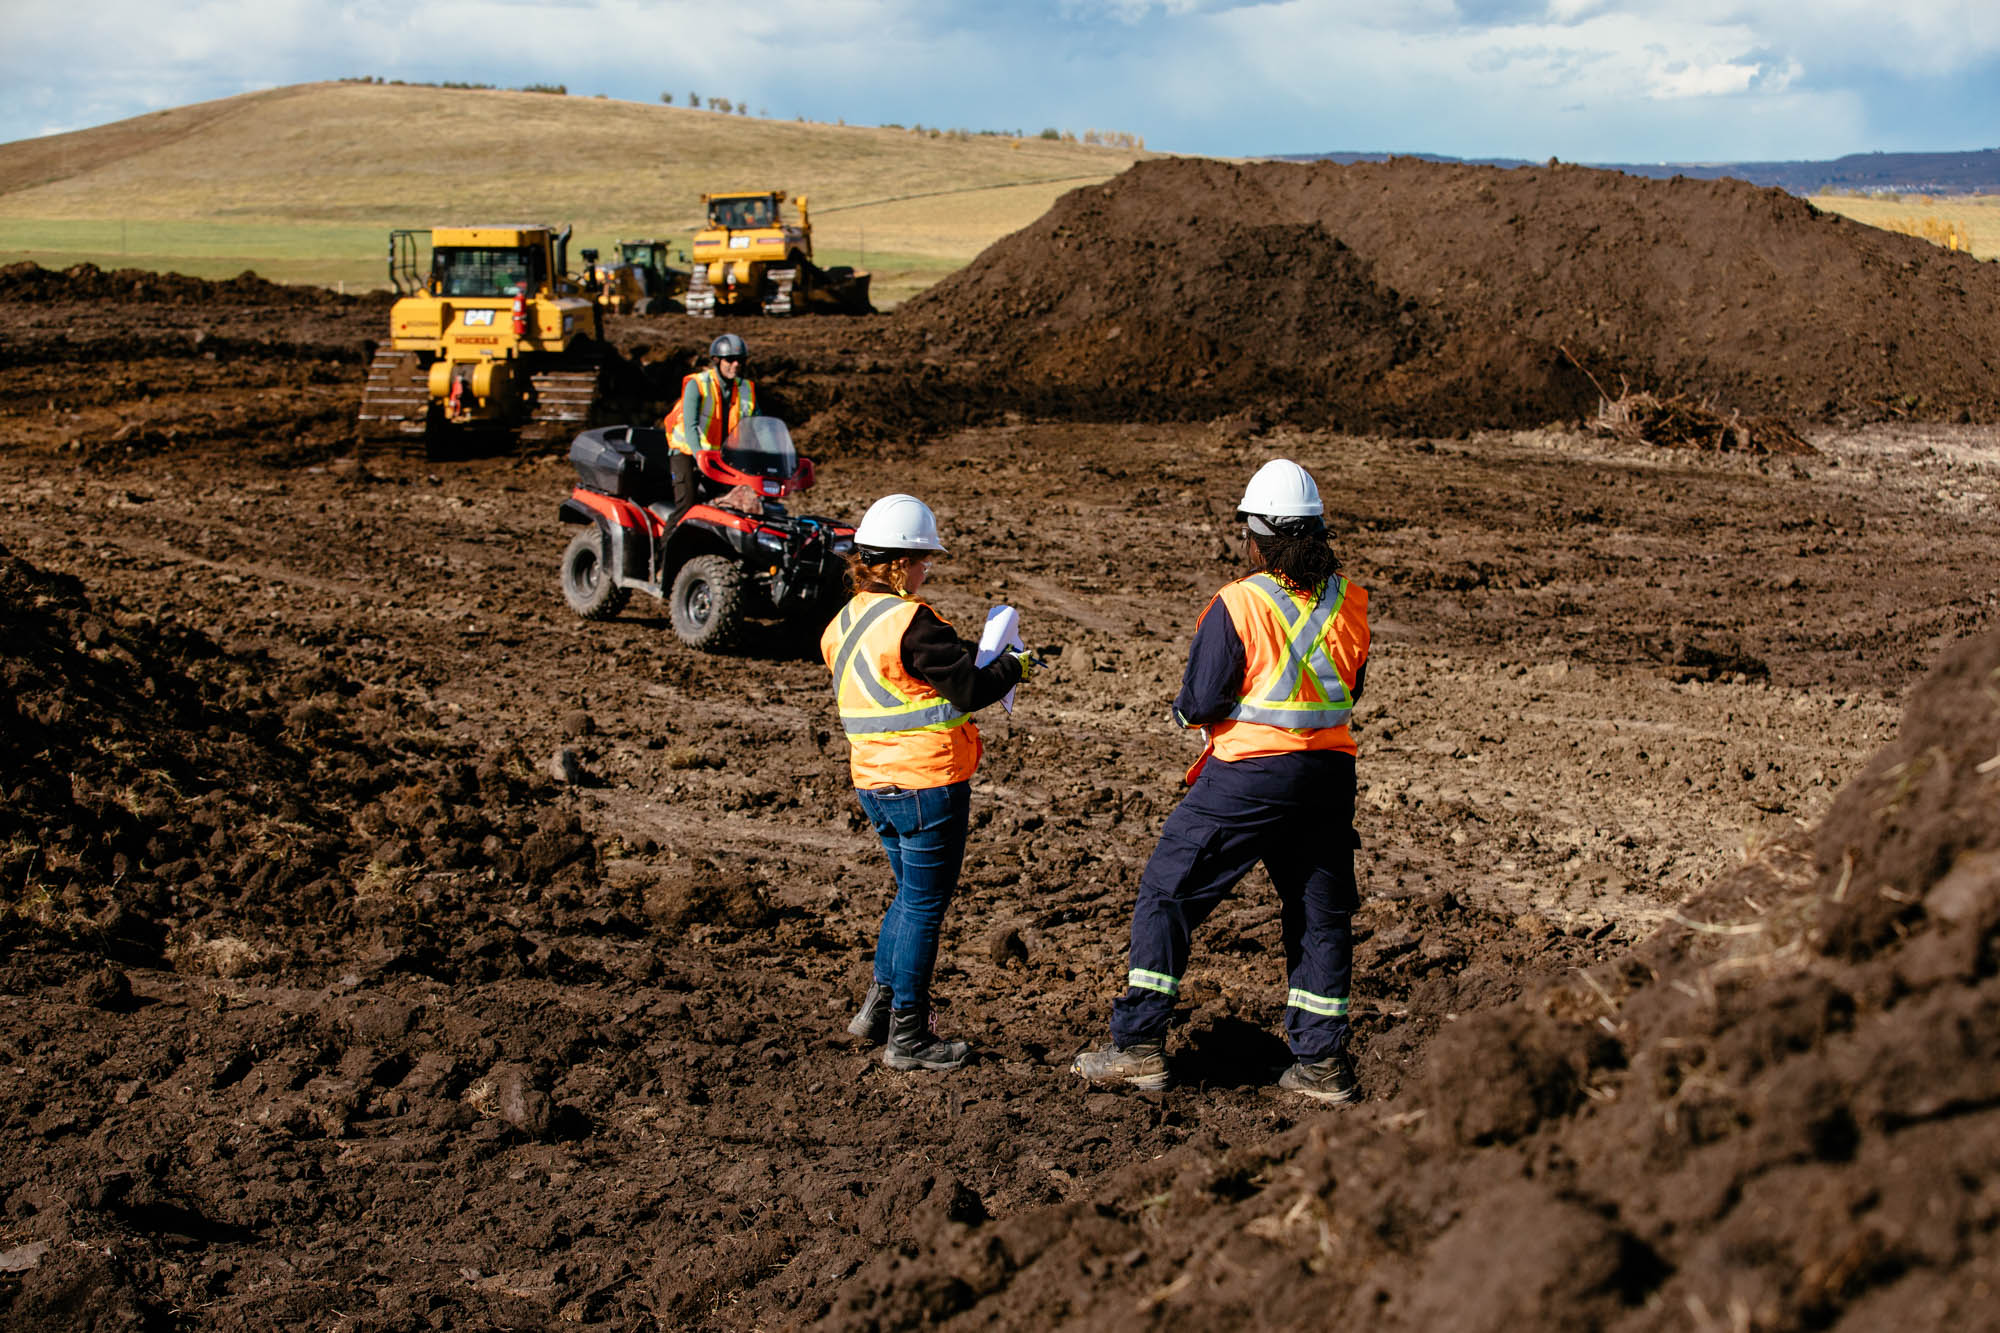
[0,82,1147,303]
[6,82,1995,305]
[1810,190,2000,260]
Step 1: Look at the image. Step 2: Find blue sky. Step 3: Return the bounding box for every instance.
[5,1,1998,162]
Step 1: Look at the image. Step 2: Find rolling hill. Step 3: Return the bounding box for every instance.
[0,82,1149,301]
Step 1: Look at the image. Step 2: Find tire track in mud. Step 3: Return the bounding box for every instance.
[2,300,1998,1325]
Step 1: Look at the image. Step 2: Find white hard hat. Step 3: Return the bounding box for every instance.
[1237,459,1323,518]
[853,493,946,556]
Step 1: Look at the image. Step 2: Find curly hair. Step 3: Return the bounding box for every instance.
[843,552,925,597]
[1251,530,1343,596]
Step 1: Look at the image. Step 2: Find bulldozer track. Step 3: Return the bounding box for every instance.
[523,354,610,443]
[685,267,716,317]
[763,267,797,316]
[355,347,609,445]
[355,348,430,436]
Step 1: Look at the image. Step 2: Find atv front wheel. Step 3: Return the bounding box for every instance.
[669,554,747,651]
[561,526,630,620]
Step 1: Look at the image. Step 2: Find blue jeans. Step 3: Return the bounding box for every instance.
[855,781,971,1014]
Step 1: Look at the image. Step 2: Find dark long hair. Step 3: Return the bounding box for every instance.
[1251,530,1342,596]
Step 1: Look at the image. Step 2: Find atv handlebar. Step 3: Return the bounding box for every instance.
[694,447,816,499]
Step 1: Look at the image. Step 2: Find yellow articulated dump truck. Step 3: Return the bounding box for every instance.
[685,190,871,317]
[358,224,611,443]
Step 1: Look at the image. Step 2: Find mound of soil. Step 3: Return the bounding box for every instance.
[825,630,2000,1328]
[0,539,600,980]
[0,261,376,308]
[885,157,2000,437]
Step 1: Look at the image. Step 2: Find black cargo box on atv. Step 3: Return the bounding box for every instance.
[569,426,673,501]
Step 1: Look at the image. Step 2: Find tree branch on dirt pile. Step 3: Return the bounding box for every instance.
[1559,345,1815,456]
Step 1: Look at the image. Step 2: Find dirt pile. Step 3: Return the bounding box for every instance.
[0,261,378,308]
[885,157,2000,436]
[824,629,2000,1329]
[0,539,599,981]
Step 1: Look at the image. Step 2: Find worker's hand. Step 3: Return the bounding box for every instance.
[1011,649,1048,682]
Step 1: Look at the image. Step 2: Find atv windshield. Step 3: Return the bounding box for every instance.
[721,417,799,480]
[433,245,547,298]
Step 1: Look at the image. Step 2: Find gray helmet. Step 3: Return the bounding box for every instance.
[708,333,747,361]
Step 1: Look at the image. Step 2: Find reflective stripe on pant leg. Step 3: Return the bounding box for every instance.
[1281,908,1354,1060]
[1262,773,1358,1062]
[1285,988,1349,1017]
[1110,782,1269,1048]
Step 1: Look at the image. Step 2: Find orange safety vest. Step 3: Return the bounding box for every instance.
[664,368,757,455]
[1189,571,1369,780]
[821,592,982,791]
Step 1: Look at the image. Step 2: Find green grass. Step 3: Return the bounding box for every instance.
[0,218,392,287]
[0,218,961,300]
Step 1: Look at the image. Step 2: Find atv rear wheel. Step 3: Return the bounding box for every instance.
[670,554,747,651]
[561,526,630,620]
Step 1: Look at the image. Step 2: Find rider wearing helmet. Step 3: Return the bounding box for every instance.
[664,332,759,520]
[670,333,757,456]
[822,494,1040,1074]
[1074,459,1372,1104]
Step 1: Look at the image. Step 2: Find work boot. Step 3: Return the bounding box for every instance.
[1278,1052,1360,1104]
[846,983,892,1045]
[1070,1041,1169,1092]
[882,1009,971,1072]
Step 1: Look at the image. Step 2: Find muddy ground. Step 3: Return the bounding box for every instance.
[2,219,1999,1326]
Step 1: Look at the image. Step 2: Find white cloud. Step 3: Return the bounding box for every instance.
[0,0,1995,157]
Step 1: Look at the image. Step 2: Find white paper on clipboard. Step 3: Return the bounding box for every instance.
[975,604,1025,713]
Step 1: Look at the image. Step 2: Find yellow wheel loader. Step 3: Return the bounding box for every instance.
[358,224,611,443]
[582,240,688,316]
[685,191,871,317]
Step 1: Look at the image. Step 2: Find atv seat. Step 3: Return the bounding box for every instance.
[569,425,678,504]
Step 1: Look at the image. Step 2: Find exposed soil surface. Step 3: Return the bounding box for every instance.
[4,157,2000,1330]
[890,157,2000,436]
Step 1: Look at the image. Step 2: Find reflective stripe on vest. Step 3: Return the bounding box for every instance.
[1225,573,1356,730]
[670,370,756,454]
[829,596,970,737]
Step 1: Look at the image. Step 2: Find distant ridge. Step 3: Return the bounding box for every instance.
[1277,148,2000,195]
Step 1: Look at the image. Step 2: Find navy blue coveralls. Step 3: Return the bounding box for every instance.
[1107,597,1367,1060]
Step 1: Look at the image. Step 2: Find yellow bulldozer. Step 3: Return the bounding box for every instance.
[358,224,611,442]
[685,190,872,317]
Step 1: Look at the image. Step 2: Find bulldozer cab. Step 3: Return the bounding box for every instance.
[433,243,547,298]
[617,240,668,269]
[706,193,782,231]
[384,225,573,299]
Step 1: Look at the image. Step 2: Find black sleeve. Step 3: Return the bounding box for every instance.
[1171,597,1246,726]
[901,606,1022,713]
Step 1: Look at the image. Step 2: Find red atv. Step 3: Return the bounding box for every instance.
[557,418,855,650]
